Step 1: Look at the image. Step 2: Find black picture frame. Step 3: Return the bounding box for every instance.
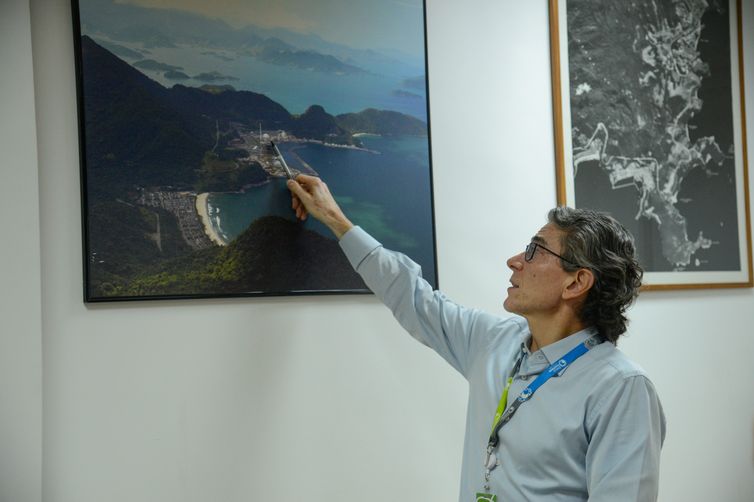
[550,0,752,290]
[71,0,438,302]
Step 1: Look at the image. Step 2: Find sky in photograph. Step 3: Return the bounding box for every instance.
[116,0,426,57]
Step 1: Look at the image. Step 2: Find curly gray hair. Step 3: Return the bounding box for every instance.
[548,207,643,344]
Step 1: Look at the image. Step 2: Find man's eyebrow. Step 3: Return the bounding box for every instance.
[531,235,547,245]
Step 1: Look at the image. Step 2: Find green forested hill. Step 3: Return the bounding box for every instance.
[106,216,366,297]
[336,108,427,136]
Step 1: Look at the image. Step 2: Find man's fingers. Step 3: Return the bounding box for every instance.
[295,173,319,185]
[287,179,306,198]
[294,198,308,220]
[287,174,351,237]
[288,180,310,220]
[289,180,316,203]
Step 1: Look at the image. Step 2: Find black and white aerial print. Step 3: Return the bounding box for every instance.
[565,0,745,274]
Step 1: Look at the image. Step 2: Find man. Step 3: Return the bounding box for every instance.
[287,174,666,501]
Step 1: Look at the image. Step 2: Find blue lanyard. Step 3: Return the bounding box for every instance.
[487,336,602,449]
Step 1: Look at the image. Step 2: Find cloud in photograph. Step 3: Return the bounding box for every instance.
[116,0,425,57]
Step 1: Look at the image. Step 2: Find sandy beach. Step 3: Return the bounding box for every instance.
[195,193,227,246]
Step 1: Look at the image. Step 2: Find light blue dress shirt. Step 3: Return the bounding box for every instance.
[340,226,666,502]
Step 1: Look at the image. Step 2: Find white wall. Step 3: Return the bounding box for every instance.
[0,1,43,501]
[0,0,749,501]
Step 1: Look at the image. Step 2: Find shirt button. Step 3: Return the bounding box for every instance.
[520,375,529,381]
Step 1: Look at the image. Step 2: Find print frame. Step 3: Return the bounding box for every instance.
[549,0,752,290]
[71,0,438,301]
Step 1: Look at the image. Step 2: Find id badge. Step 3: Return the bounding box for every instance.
[475,493,497,502]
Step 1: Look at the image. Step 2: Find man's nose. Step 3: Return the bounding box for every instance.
[507,252,524,270]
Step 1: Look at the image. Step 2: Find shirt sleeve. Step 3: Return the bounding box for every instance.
[585,375,667,501]
[339,226,497,377]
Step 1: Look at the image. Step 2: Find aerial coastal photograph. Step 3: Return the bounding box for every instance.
[75,0,436,300]
[566,0,742,273]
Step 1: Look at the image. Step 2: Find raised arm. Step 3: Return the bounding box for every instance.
[285,174,512,376]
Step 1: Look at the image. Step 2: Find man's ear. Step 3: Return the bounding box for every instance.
[563,268,594,301]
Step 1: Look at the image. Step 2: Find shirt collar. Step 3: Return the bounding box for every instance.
[529,327,599,365]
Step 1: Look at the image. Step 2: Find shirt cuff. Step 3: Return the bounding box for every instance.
[339,226,382,270]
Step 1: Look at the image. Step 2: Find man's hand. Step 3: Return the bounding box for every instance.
[286,174,354,239]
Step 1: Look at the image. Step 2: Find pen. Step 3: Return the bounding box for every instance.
[270,141,295,180]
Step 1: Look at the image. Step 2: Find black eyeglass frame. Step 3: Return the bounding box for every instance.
[524,242,582,268]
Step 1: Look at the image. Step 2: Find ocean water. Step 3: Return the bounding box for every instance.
[207,135,437,286]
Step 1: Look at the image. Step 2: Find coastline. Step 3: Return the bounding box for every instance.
[196,193,228,246]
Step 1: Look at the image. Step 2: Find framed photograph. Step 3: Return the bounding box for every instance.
[550,0,752,289]
[71,0,437,301]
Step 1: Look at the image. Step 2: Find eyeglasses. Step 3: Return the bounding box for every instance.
[524,242,582,267]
